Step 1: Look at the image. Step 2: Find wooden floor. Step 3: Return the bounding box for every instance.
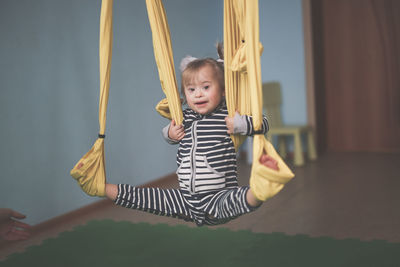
[1,152,400,260]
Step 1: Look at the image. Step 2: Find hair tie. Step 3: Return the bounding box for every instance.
[180,55,198,72]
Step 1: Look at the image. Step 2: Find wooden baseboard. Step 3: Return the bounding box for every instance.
[34,172,177,231]
[30,199,112,235]
[0,173,177,249]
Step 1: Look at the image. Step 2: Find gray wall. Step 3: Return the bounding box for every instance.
[0,0,305,225]
[260,0,306,125]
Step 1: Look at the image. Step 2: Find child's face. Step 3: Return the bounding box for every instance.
[183,65,224,115]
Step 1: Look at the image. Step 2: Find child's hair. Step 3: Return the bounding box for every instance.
[180,43,224,103]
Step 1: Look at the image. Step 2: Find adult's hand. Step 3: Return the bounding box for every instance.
[0,208,31,241]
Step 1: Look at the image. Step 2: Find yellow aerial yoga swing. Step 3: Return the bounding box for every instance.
[71,0,294,203]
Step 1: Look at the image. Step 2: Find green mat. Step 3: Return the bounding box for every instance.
[2,220,400,267]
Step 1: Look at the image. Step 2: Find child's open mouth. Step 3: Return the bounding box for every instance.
[195,101,208,107]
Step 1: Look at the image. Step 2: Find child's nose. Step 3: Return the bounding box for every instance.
[195,89,202,97]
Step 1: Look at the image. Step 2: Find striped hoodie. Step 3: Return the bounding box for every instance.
[163,102,269,195]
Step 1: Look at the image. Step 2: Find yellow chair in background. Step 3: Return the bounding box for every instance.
[262,81,317,166]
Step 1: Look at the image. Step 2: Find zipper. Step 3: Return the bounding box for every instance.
[190,120,198,193]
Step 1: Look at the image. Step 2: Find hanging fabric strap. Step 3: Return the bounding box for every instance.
[70,0,113,197]
[224,0,294,202]
[146,0,183,125]
[224,0,248,150]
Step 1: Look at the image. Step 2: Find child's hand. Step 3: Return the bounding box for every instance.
[168,119,185,141]
[225,112,237,134]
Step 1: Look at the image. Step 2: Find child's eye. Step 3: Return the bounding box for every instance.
[204,85,209,90]
[188,88,195,92]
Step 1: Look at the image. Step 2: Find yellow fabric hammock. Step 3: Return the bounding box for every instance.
[70,0,112,196]
[71,0,294,201]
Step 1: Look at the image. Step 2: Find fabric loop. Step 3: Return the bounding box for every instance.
[70,0,112,197]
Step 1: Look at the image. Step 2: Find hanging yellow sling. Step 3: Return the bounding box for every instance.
[146,0,183,125]
[71,0,294,202]
[235,0,294,201]
[70,0,113,197]
[148,0,294,201]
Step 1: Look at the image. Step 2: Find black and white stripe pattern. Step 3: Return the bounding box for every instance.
[114,103,269,226]
[177,103,268,194]
[115,184,256,226]
[115,184,192,221]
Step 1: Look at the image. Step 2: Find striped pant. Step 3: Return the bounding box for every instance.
[115,184,258,226]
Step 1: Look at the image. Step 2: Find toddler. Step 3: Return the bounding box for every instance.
[104,46,277,226]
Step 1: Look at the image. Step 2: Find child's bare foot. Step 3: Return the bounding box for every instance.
[259,153,279,171]
[105,184,118,201]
